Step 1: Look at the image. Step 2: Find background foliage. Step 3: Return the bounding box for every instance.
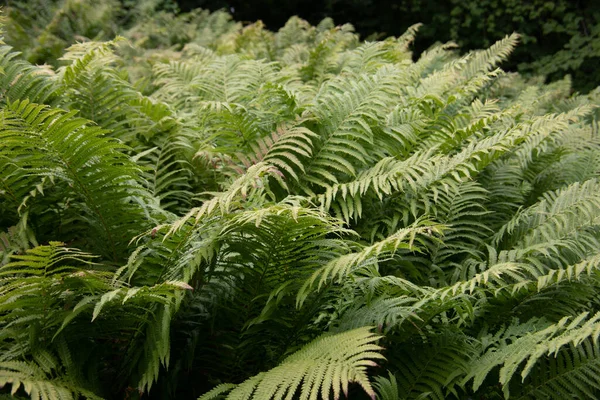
[1,0,600,399]
[3,0,599,91]
[175,0,600,92]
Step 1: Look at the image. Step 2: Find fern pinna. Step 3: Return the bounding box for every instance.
[1,2,600,400]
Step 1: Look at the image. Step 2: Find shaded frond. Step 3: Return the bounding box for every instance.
[0,100,158,259]
[297,220,445,306]
[466,312,600,398]
[494,179,600,250]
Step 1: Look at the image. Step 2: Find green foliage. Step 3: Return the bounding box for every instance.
[2,0,121,65]
[199,327,383,400]
[0,100,160,260]
[0,4,600,400]
[439,0,600,92]
[251,0,598,92]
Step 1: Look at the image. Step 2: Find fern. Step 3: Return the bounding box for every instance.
[0,41,59,105]
[198,327,384,400]
[297,220,445,307]
[466,312,600,398]
[0,211,37,266]
[0,100,159,259]
[390,333,475,400]
[0,360,98,400]
[1,7,600,400]
[515,338,600,399]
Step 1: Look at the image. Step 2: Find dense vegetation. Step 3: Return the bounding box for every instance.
[178,0,600,92]
[4,0,599,91]
[1,1,600,399]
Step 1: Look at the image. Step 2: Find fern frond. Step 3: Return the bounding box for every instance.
[164,163,284,238]
[374,372,399,400]
[461,33,519,80]
[313,151,439,222]
[135,137,194,213]
[466,312,600,398]
[201,327,384,400]
[258,124,318,182]
[390,333,475,400]
[198,383,237,400]
[0,100,159,259]
[297,220,445,307]
[0,361,75,400]
[300,67,403,188]
[494,179,600,250]
[515,338,600,399]
[0,43,59,105]
[535,253,600,291]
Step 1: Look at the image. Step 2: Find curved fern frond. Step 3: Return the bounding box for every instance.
[535,252,600,291]
[515,338,600,399]
[0,42,59,105]
[0,360,101,400]
[494,179,600,250]
[461,33,519,81]
[135,135,195,213]
[466,311,600,398]
[0,100,158,259]
[260,124,319,182]
[374,372,400,400]
[297,220,445,307]
[313,151,439,222]
[164,163,285,238]
[299,67,402,189]
[200,327,384,400]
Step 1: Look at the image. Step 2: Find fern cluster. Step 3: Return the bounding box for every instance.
[1,2,600,399]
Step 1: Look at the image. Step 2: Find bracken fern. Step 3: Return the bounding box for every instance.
[0,4,600,400]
